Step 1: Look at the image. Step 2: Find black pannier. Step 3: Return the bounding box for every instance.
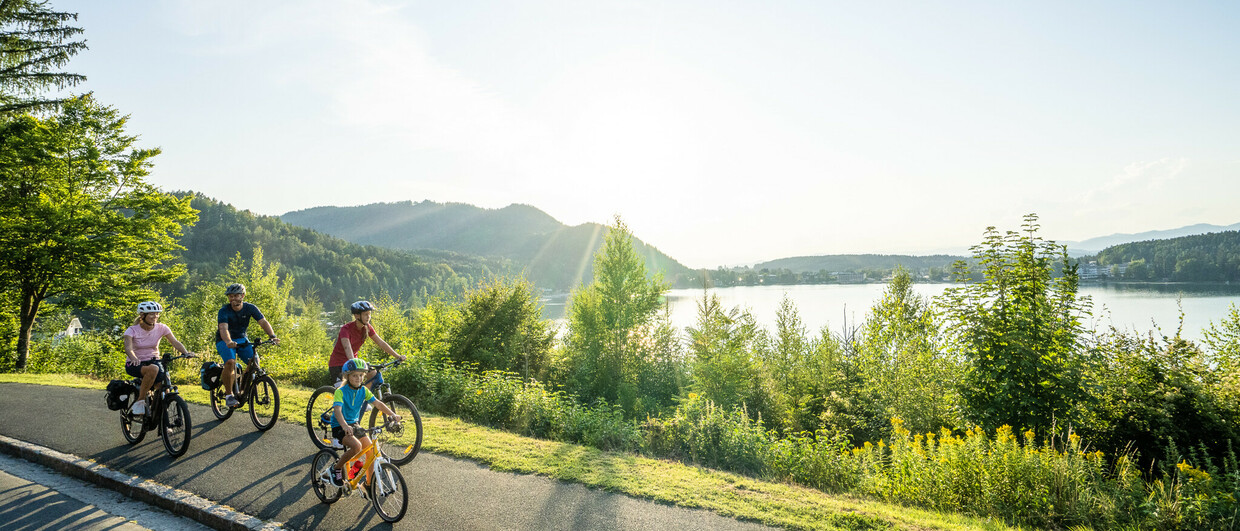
[200,361,223,390]
[105,379,137,411]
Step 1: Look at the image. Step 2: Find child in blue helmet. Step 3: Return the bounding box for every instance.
[328,358,401,486]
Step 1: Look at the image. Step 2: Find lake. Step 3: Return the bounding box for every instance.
[544,282,1240,343]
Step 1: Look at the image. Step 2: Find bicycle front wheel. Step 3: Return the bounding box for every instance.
[369,461,408,522]
[368,394,422,466]
[310,449,342,504]
[248,375,280,431]
[161,395,192,458]
[120,408,145,444]
[305,386,336,450]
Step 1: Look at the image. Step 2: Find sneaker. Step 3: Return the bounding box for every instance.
[130,401,146,415]
[364,403,373,414]
[225,395,240,408]
[329,437,344,449]
[329,466,345,487]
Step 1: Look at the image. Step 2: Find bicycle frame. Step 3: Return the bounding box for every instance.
[328,431,395,496]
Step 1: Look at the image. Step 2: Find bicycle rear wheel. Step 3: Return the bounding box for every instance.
[161,395,192,458]
[368,394,422,466]
[120,408,145,444]
[305,386,336,450]
[310,449,342,504]
[209,382,236,420]
[248,375,280,431]
[369,461,408,522]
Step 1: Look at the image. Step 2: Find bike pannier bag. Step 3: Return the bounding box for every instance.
[105,379,137,411]
[200,361,223,390]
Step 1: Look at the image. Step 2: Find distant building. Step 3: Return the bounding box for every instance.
[834,272,864,283]
[55,317,83,339]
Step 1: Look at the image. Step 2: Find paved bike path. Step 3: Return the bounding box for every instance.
[0,383,773,530]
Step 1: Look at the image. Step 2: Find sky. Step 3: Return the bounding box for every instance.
[54,0,1240,269]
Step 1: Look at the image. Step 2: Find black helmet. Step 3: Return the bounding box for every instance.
[350,300,376,314]
[225,283,246,295]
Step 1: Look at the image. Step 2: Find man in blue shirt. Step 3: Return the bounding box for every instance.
[217,283,279,407]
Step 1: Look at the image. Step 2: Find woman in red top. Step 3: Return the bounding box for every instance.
[328,300,404,387]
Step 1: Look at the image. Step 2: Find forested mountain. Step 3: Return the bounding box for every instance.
[165,193,508,308]
[281,201,696,289]
[1089,230,1240,282]
[754,254,966,274]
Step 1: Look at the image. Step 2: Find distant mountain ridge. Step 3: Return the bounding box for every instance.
[281,201,695,290]
[1062,223,1240,255]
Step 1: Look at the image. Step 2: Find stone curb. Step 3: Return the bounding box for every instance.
[0,434,284,531]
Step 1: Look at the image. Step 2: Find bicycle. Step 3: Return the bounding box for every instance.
[305,358,422,465]
[208,338,280,431]
[119,353,197,458]
[309,425,409,523]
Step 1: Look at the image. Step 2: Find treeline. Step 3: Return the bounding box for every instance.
[167,193,511,311]
[702,254,967,287]
[1089,230,1240,282]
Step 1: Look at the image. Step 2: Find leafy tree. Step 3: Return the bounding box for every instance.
[0,95,196,369]
[0,0,86,114]
[447,277,554,380]
[854,268,961,438]
[686,294,781,426]
[939,214,1090,434]
[560,216,671,415]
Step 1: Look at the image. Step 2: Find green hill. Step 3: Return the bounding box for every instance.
[166,193,508,308]
[1090,230,1240,282]
[280,201,696,289]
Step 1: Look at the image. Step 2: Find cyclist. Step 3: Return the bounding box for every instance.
[217,283,279,408]
[328,358,401,486]
[329,300,404,389]
[122,301,194,416]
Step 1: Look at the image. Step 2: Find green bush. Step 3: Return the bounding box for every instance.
[25,332,126,379]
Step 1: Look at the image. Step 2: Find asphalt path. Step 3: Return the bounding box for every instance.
[0,451,212,530]
[0,383,774,530]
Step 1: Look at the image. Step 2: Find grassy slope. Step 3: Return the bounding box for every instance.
[1,374,1014,531]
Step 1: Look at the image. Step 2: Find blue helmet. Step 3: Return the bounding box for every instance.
[343,358,369,373]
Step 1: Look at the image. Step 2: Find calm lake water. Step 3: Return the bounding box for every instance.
[545,283,1240,343]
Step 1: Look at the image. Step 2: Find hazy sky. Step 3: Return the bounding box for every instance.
[56,1,1240,268]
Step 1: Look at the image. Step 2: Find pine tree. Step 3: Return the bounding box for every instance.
[0,0,86,115]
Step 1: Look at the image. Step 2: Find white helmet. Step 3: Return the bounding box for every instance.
[137,301,163,314]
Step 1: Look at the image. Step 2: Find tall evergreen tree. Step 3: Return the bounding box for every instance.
[561,217,670,414]
[0,0,86,115]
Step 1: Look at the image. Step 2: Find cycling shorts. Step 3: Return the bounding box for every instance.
[216,338,256,364]
[125,359,165,380]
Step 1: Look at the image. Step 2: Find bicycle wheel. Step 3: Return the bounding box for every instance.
[161,395,192,458]
[305,386,337,450]
[309,449,342,504]
[369,461,408,522]
[368,394,422,466]
[209,381,236,420]
[248,375,280,431]
[120,408,145,444]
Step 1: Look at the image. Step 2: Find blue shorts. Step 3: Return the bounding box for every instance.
[216,338,256,365]
[125,359,165,380]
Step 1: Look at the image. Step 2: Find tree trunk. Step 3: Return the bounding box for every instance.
[14,291,38,370]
